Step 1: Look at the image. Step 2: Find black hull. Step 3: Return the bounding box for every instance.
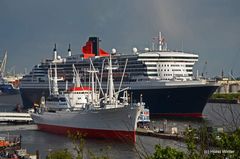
[0,93,22,106]
[130,85,218,118]
[20,88,48,107]
[20,85,218,118]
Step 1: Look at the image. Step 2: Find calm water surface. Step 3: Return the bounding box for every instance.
[1,129,182,158]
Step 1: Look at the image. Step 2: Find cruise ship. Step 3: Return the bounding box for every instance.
[20,33,219,118]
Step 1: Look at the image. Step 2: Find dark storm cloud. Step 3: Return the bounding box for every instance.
[0,0,239,77]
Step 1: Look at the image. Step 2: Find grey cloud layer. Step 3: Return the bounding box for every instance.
[0,0,239,77]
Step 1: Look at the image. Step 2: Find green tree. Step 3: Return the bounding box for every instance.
[184,127,199,159]
[213,129,240,159]
[68,131,111,159]
[68,131,85,159]
[147,145,185,159]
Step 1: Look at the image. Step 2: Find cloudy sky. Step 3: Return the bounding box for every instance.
[0,0,239,77]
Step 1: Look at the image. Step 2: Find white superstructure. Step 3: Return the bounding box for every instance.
[138,51,198,81]
[136,32,198,81]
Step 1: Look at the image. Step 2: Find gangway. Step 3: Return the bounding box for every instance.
[0,112,32,123]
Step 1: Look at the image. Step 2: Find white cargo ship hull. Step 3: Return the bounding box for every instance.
[31,106,141,143]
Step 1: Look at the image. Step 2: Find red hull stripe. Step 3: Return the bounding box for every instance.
[151,113,204,118]
[37,124,136,143]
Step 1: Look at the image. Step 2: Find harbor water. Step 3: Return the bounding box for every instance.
[1,129,184,159]
[1,95,240,158]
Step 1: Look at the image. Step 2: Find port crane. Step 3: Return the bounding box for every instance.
[0,51,7,82]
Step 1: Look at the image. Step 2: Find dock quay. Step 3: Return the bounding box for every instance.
[136,128,184,141]
[0,124,38,132]
[0,112,32,123]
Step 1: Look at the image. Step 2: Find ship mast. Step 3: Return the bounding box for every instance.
[91,65,95,104]
[72,64,81,88]
[52,44,58,95]
[158,32,162,51]
[87,62,98,105]
[155,32,168,51]
[52,63,59,95]
[108,53,114,104]
[49,44,63,96]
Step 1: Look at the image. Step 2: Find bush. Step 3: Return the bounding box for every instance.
[211,93,240,100]
[147,145,185,159]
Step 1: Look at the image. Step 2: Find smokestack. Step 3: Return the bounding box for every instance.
[88,37,99,56]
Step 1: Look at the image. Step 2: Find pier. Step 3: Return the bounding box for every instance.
[0,112,32,123]
[136,128,184,141]
[0,124,37,132]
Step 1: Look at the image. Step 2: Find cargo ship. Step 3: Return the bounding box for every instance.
[20,33,219,118]
[31,55,143,143]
